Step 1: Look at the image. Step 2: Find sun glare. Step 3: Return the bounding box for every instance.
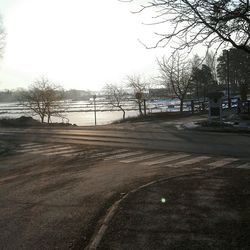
[1,0,164,90]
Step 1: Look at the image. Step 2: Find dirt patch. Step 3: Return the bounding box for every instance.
[0,116,78,128]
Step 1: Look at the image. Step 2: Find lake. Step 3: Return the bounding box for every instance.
[0,99,187,126]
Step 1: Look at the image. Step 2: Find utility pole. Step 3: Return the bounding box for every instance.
[93,94,97,126]
[226,50,231,109]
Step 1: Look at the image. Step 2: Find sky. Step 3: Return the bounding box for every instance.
[0,0,170,91]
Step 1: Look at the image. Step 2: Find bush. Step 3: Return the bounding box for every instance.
[0,116,41,127]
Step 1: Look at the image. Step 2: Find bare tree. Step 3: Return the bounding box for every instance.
[205,51,218,81]
[0,16,6,58]
[126,0,250,54]
[0,18,5,56]
[19,77,66,123]
[127,75,148,116]
[103,83,127,119]
[158,54,192,112]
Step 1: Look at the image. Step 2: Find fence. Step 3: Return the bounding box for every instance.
[189,99,250,114]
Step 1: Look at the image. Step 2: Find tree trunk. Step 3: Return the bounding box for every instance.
[41,115,44,123]
[196,83,199,101]
[143,99,147,116]
[138,101,143,116]
[118,106,126,120]
[47,114,50,123]
[180,99,184,113]
[203,86,206,102]
[202,87,206,111]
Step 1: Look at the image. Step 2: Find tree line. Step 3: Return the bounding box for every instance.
[105,48,250,118]
[1,47,249,123]
[0,79,95,124]
[0,88,93,103]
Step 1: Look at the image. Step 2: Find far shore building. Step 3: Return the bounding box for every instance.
[149,88,174,99]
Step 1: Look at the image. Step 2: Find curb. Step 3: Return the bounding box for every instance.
[85,171,201,250]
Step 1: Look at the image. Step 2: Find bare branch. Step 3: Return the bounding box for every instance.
[125,0,250,53]
[157,53,193,112]
[0,16,6,58]
[103,83,128,119]
[19,77,65,123]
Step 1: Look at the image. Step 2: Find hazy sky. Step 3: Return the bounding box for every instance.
[0,0,169,91]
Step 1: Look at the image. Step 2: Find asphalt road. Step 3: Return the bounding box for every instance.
[0,123,250,158]
[0,122,250,249]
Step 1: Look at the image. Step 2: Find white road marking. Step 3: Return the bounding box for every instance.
[104,151,143,161]
[44,148,81,156]
[63,152,83,157]
[50,149,84,157]
[17,145,55,152]
[236,163,250,169]
[19,143,40,147]
[17,145,70,153]
[64,149,131,159]
[169,156,211,168]
[19,144,48,149]
[140,153,190,166]
[89,149,129,158]
[119,153,165,163]
[208,158,239,168]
